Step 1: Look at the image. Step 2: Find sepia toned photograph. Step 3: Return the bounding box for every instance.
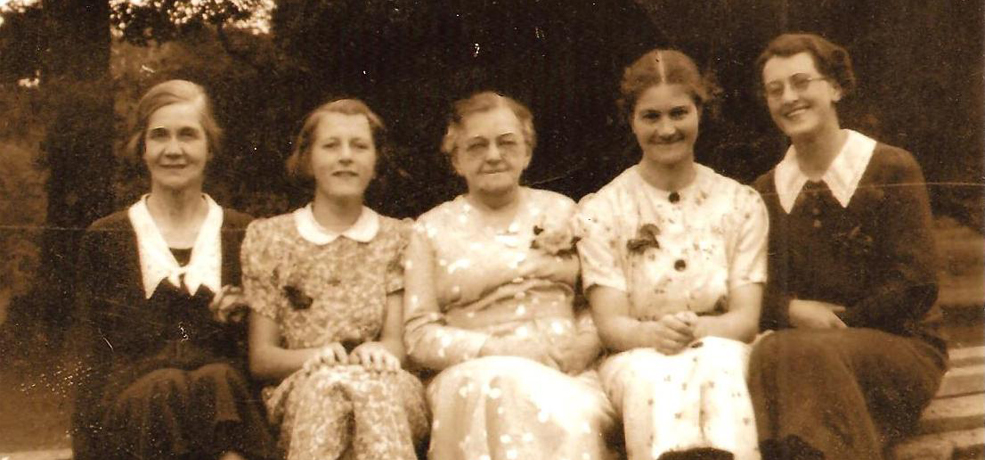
[1,1,982,459]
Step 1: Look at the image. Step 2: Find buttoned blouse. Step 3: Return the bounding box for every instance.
[576,163,768,319]
[242,206,409,350]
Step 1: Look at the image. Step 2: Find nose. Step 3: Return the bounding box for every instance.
[656,118,676,139]
[779,81,799,103]
[338,144,353,163]
[484,144,504,163]
[163,137,183,156]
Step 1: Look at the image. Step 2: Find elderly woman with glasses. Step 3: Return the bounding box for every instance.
[404,91,618,460]
[748,33,946,460]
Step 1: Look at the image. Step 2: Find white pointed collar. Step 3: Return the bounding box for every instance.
[128,194,224,299]
[774,129,877,213]
[293,203,380,245]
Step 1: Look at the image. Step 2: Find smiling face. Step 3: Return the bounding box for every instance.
[631,83,700,168]
[451,106,532,198]
[309,112,378,202]
[143,102,209,193]
[762,52,843,140]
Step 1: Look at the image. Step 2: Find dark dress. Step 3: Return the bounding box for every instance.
[748,142,948,460]
[71,207,277,460]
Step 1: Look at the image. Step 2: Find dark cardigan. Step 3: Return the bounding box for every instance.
[71,207,255,459]
[753,142,944,348]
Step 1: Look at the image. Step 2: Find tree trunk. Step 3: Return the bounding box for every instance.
[32,0,113,343]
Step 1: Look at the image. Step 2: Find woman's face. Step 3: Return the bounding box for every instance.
[762,51,842,139]
[309,112,377,201]
[631,83,700,168]
[451,106,532,197]
[143,102,209,193]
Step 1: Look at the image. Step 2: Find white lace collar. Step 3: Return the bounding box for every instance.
[774,129,877,213]
[128,194,224,299]
[293,203,380,245]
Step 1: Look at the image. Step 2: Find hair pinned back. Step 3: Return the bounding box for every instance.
[756,33,856,97]
[285,98,388,184]
[618,49,722,122]
[126,79,222,164]
[440,91,536,159]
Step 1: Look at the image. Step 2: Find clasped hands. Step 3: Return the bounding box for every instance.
[209,285,250,324]
[642,311,701,355]
[302,341,401,374]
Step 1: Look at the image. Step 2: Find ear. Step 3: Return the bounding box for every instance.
[830,83,844,103]
[450,151,466,178]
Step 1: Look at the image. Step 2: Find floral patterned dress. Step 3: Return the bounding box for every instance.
[405,188,618,460]
[242,205,428,460]
[576,164,768,460]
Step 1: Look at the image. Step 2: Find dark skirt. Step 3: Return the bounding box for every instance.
[748,328,946,460]
[92,362,277,460]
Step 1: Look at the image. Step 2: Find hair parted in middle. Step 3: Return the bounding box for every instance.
[125,79,223,165]
[618,49,722,121]
[285,98,388,183]
[440,91,537,158]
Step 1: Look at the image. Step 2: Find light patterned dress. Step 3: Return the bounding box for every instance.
[242,206,428,460]
[405,188,618,460]
[576,164,768,460]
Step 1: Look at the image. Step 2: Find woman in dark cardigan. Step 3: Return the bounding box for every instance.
[748,34,947,460]
[72,80,276,460]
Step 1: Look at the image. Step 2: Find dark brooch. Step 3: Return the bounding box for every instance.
[627,223,661,253]
[282,284,313,310]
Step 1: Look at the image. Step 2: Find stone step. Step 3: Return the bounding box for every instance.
[918,393,985,435]
[896,427,985,460]
[938,365,985,398]
[950,346,985,368]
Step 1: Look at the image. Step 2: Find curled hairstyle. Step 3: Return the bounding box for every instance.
[440,91,536,158]
[285,98,387,183]
[618,49,722,122]
[126,79,222,163]
[756,33,856,96]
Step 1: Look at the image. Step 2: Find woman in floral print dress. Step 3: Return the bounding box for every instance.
[404,91,618,460]
[242,99,428,460]
[577,49,768,460]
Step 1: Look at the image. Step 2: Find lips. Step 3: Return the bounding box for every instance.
[782,104,810,119]
[331,171,358,177]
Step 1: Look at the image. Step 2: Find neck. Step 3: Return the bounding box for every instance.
[468,185,522,212]
[312,193,363,232]
[146,186,206,225]
[791,119,847,179]
[637,157,696,191]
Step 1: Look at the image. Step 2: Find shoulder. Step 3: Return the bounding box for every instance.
[244,212,295,240]
[752,168,776,194]
[867,142,925,181]
[221,208,254,230]
[377,213,413,242]
[526,188,576,214]
[86,209,131,232]
[579,167,636,210]
[416,196,461,226]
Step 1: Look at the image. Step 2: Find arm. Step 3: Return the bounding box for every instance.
[839,149,939,329]
[403,226,492,371]
[587,285,694,354]
[694,283,763,342]
[248,313,329,381]
[349,292,405,371]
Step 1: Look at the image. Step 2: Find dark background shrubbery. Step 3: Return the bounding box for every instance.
[0,0,982,352]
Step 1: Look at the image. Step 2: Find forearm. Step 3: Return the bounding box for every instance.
[595,314,657,352]
[249,344,320,381]
[694,311,759,343]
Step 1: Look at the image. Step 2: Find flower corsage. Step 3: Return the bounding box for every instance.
[531,222,581,257]
[282,270,313,311]
[627,223,661,253]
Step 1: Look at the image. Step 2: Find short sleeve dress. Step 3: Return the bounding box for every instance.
[404,187,618,460]
[242,205,428,460]
[576,163,768,460]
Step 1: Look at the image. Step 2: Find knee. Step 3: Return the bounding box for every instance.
[115,368,190,413]
[192,363,247,387]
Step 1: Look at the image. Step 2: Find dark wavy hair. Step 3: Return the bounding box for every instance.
[284,98,388,184]
[618,49,722,122]
[756,33,856,96]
